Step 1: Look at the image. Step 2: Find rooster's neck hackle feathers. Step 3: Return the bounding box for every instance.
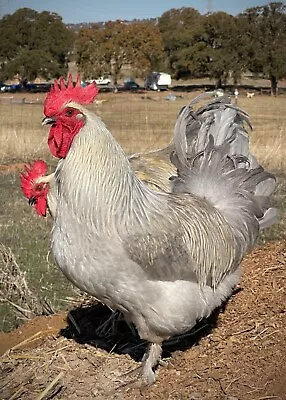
[44,74,99,117]
[56,105,161,234]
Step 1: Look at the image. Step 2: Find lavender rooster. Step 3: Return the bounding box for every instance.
[21,77,277,383]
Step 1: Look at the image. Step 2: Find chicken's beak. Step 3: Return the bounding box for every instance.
[28,196,37,206]
[42,116,56,126]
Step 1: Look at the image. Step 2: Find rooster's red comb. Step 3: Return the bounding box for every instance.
[44,74,99,116]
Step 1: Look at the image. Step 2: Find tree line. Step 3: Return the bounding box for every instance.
[0,2,285,93]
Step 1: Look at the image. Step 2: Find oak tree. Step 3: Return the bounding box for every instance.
[0,8,74,82]
[76,20,164,83]
[238,2,286,94]
[158,7,202,79]
[196,12,244,86]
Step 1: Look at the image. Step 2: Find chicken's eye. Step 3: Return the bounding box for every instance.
[65,109,74,117]
[35,183,45,192]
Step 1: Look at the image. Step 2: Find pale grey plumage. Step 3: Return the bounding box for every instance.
[38,139,176,218]
[47,95,277,384]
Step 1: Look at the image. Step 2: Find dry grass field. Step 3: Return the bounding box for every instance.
[0,89,285,399]
[1,90,286,167]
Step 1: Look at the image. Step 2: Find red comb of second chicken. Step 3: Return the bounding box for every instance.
[44,74,99,117]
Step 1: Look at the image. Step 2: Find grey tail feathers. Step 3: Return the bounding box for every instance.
[171,94,277,242]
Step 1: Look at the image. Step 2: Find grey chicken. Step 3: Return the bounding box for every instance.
[21,77,277,383]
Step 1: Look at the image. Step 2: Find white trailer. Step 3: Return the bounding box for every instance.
[145,72,171,91]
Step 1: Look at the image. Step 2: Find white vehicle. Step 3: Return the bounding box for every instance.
[214,89,224,98]
[92,77,111,85]
[145,72,171,91]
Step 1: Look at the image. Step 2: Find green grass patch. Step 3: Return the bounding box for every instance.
[0,171,74,331]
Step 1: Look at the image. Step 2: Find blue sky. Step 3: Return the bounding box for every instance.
[0,0,268,23]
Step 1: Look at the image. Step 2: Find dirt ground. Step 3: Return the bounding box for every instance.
[0,241,285,400]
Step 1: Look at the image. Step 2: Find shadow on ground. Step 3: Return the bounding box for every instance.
[61,288,242,362]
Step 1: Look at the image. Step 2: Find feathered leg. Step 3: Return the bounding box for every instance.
[142,342,162,384]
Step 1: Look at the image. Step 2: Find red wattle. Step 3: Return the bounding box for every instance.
[48,120,84,159]
[35,197,48,217]
[48,126,63,158]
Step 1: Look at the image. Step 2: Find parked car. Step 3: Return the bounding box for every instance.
[122,81,140,91]
[92,77,111,85]
[25,83,52,93]
[0,82,52,93]
[1,83,22,93]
